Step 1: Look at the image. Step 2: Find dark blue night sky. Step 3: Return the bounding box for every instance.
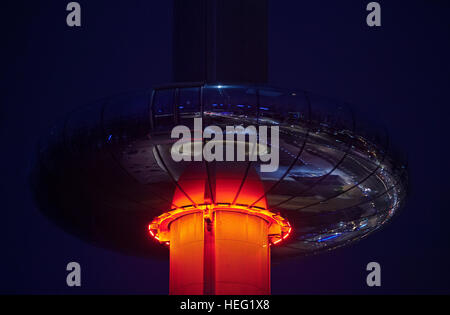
[1,0,449,294]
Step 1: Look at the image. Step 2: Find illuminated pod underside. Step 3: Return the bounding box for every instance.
[148,164,291,295]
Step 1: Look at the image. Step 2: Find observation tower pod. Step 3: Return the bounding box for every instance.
[31,83,407,295]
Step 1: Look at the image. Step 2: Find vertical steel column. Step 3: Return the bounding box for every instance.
[173,0,268,84]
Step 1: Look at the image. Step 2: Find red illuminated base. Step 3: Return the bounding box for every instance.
[149,205,290,295]
[148,164,290,295]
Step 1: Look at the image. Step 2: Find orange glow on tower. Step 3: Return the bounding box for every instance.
[148,164,291,295]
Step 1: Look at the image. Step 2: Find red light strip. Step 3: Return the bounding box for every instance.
[148,204,292,246]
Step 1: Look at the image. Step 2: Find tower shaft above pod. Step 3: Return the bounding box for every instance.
[173,0,268,83]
